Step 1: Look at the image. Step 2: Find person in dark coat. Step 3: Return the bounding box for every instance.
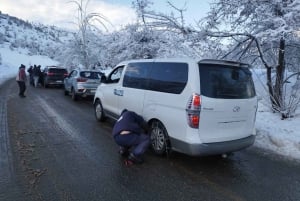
[16,64,27,97]
[27,65,34,86]
[32,65,41,87]
[112,109,150,164]
[37,65,43,85]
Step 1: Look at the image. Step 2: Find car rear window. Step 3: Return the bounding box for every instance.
[48,68,67,74]
[80,71,102,79]
[199,64,256,99]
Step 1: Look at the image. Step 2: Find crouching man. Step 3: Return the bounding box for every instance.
[112,109,150,164]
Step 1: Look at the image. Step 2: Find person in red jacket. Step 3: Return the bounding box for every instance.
[16,64,27,98]
[112,109,150,164]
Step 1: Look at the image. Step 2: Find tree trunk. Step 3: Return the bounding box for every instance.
[266,66,274,109]
[273,37,286,114]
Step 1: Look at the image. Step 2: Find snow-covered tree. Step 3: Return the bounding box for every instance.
[69,0,110,69]
[130,0,220,59]
[202,0,300,118]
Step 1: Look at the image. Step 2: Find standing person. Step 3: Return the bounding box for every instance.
[32,64,41,87]
[112,109,150,165]
[16,64,27,98]
[37,65,43,86]
[27,65,34,86]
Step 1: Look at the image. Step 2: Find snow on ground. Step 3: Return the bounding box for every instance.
[255,102,300,160]
[251,68,300,161]
[0,47,58,85]
[1,47,300,161]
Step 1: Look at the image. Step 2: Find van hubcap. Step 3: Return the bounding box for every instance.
[95,104,102,119]
[151,124,165,151]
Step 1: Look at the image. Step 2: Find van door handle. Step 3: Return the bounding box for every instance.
[114,89,124,96]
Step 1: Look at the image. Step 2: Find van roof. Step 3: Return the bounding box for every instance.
[117,58,251,68]
[117,58,195,65]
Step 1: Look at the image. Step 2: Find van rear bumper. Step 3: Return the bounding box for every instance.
[170,135,255,156]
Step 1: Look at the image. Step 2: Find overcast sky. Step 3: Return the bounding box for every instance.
[0,0,211,31]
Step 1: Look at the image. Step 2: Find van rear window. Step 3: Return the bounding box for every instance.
[199,64,256,99]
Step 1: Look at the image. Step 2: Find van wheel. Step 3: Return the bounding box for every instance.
[94,100,106,122]
[150,121,170,155]
[71,88,78,101]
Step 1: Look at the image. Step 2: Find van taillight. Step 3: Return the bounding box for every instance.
[186,94,201,128]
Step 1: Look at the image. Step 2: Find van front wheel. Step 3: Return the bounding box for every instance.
[150,121,170,155]
[94,100,106,122]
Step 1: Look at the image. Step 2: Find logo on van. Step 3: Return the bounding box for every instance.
[233,106,240,112]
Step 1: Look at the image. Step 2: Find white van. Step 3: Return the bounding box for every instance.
[93,58,257,156]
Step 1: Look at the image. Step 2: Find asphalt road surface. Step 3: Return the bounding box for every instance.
[1,79,300,201]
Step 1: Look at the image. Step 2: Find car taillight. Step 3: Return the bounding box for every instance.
[77,77,88,82]
[186,93,201,128]
[47,72,55,76]
[64,73,68,77]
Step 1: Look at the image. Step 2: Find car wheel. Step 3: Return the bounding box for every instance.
[94,100,106,122]
[71,88,78,101]
[150,121,170,155]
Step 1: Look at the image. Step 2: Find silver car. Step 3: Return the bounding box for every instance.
[64,69,103,101]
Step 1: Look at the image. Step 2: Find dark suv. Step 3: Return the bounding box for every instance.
[42,66,68,88]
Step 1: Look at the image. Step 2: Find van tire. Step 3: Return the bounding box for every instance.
[150,121,170,155]
[94,100,106,122]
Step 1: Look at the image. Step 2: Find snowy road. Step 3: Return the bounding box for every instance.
[1,78,300,201]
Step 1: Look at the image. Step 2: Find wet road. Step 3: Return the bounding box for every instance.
[1,79,300,201]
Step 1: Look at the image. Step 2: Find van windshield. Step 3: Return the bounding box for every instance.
[198,64,256,99]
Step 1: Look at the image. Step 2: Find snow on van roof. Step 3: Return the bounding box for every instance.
[199,59,250,68]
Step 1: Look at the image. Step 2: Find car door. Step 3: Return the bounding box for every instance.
[100,66,125,118]
[64,70,76,92]
[118,62,148,115]
[198,64,257,143]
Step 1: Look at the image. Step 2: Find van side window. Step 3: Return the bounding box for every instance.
[199,64,256,99]
[148,62,188,94]
[108,66,124,83]
[123,62,150,89]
